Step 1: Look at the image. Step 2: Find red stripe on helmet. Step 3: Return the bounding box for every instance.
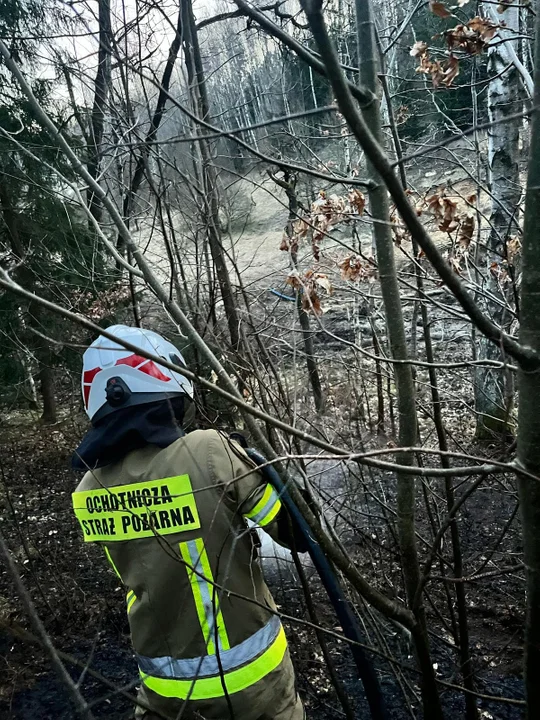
[83,367,102,384]
[115,354,170,382]
[115,354,147,369]
[138,361,171,382]
[82,367,102,408]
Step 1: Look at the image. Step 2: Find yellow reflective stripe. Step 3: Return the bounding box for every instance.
[126,590,137,614]
[141,626,287,700]
[194,538,230,652]
[244,485,274,519]
[180,541,216,655]
[258,499,281,527]
[244,485,282,527]
[103,547,122,579]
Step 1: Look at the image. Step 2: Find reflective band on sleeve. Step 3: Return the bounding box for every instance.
[126,590,137,614]
[179,539,230,654]
[140,624,287,700]
[244,484,282,527]
[72,475,200,542]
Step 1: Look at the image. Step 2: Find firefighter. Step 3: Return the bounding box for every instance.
[71,325,305,720]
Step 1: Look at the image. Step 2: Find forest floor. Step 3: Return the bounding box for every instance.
[0,418,525,719]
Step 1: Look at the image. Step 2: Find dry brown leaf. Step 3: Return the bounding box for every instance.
[445,17,499,55]
[410,40,428,57]
[302,291,322,316]
[440,197,459,232]
[314,273,333,294]
[426,191,461,232]
[458,215,475,248]
[338,255,377,283]
[415,50,460,88]
[468,16,499,41]
[395,105,410,124]
[430,1,452,18]
[506,236,521,265]
[490,261,509,284]
[280,235,290,252]
[339,255,363,282]
[287,270,332,314]
[348,189,366,215]
[427,192,444,221]
[286,272,302,290]
[443,54,460,85]
[391,208,409,246]
[292,218,310,238]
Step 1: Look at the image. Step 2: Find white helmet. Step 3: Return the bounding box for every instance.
[82,325,193,422]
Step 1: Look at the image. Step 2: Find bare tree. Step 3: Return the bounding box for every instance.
[475,0,522,438]
[87,0,111,225]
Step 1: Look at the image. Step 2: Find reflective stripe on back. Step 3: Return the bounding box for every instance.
[179,539,230,654]
[138,615,281,679]
[140,624,287,700]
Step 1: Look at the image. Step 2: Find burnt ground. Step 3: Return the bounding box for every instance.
[0,412,525,720]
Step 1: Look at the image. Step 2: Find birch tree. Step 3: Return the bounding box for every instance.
[475,1,522,437]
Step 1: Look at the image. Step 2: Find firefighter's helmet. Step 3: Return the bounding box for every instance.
[82,325,193,422]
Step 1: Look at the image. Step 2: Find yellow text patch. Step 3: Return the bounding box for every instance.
[72,475,200,542]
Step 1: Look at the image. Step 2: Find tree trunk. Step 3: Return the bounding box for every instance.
[116,3,183,261]
[87,0,111,225]
[378,34,478,715]
[182,0,243,354]
[20,350,38,409]
[0,181,58,424]
[38,360,57,424]
[517,6,540,718]
[271,171,324,413]
[353,2,443,717]
[475,1,521,438]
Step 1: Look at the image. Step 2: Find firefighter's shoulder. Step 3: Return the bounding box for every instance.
[175,428,252,462]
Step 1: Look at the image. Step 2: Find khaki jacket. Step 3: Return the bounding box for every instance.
[72,429,291,705]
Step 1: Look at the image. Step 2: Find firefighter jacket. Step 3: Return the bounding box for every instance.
[72,429,296,708]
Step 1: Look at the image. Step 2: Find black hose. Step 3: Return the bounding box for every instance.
[244,447,389,720]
